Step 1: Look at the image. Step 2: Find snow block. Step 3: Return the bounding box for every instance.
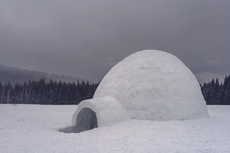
[72,96,129,132]
[94,50,209,120]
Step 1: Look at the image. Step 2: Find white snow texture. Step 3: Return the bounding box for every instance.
[93,50,209,120]
[72,96,129,127]
[1,105,229,153]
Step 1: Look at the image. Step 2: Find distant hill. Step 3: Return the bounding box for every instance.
[0,64,89,85]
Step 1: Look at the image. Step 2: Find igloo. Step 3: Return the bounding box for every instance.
[72,50,209,132]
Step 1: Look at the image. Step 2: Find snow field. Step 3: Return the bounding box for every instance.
[0,104,230,153]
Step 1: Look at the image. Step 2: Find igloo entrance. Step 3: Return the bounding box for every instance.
[75,108,98,133]
[72,96,129,132]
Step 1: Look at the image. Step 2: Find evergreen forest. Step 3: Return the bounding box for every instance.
[0,74,230,105]
[0,78,98,105]
[201,74,230,105]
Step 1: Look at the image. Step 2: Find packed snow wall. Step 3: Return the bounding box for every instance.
[94,50,209,120]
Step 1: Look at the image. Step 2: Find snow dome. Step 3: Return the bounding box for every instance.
[72,50,208,132]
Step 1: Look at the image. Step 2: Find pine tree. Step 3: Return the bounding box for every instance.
[0,78,99,105]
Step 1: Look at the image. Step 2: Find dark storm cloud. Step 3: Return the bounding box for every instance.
[0,0,229,83]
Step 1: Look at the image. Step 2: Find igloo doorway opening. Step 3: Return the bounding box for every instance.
[72,96,130,132]
[76,108,98,133]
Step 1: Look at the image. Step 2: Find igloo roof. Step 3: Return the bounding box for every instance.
[94,50,208,120]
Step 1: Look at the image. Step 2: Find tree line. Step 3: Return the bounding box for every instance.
[201,74,230,105]
[0,78,98,105]
[0,75,230,105]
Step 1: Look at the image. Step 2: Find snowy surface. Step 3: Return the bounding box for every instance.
[94,50,208,120]
[1,104,230,153]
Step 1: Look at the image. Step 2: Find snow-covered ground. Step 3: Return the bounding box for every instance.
[0,104,230,153]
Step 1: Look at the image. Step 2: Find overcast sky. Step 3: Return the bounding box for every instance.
[0,0,229,83]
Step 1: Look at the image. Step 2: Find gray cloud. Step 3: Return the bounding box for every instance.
[0,0,229,83]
